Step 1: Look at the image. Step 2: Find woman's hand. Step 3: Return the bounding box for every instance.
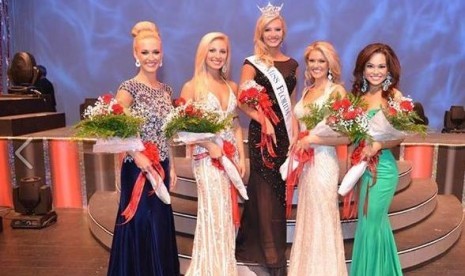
[204,141,223,159]
[361,142,382,159]
[238,157,246,178]
[130,151,152,172]
[169,165,177,191]
[263,118,277,145]
[294,134,314,153]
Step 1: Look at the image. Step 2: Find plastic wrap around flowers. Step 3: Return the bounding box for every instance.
[162,97,247,201]
[162,97,233,142]
[74,93,145,153]
[338,95,427,198]
[238,80,280,168]
[385,96,427,135]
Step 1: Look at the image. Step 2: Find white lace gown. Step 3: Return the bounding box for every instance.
[185,91,238,276]
[288,84,347,275]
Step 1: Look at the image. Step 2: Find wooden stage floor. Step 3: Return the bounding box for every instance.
[0,208,464,276]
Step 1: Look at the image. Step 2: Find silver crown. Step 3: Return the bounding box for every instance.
[258,2,283,17]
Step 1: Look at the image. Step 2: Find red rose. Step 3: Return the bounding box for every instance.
[185,105,195,116]
[111,103,124,115]
[388,107,397,116]
[340,98,351,110]
[175,97,186,107]
[326,115,338,125]
[332,101,341,111]
[343,110,357,120]
[400,100,413,112]
[101,93,113,104]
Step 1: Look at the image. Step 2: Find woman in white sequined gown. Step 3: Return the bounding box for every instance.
[180,32,245,276]
[289,41,348,275]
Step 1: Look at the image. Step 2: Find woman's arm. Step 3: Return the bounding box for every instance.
[361,138,404,159]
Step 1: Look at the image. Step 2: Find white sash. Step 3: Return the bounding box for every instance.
[246,55,293,142]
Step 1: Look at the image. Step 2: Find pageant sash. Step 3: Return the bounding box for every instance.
[246,55,293,142]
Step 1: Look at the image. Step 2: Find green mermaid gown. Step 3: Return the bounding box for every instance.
[350,109,403,276]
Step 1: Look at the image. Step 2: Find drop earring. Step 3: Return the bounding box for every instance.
[135,59,140,67]
[221,66,227,74]
[327,69,333,82]
[382,73,392,91]
[361,77,368,93]
[159,60,163,68]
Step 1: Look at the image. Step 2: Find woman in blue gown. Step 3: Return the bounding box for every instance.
[107,21,180,276]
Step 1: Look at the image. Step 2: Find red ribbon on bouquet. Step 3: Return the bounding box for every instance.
[341,140,380,219]
[239,84,280,169]
[196,141,242,228]
[120,142,165,224]
[285,131,314,218]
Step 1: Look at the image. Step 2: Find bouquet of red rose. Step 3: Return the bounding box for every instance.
[238,80,279,168]
[384,96,427,135]
[162,97,233,142]
[75,94,170,212]
[75,93,145,153]
[162,98,248,202]
[326,94,370,143]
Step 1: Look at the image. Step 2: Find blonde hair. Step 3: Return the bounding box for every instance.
[304,41,342,86]
[253,15,287,67]
[192,32,231,101]
[131,21,161,51]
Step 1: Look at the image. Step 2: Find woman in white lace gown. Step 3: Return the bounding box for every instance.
[180,32,245,276]
[289,41,348,275]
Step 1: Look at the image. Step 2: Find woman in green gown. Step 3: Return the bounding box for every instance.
[350,43,404,276]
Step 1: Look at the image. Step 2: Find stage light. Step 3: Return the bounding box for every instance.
[11,176,57,229]
[442,105,465,133]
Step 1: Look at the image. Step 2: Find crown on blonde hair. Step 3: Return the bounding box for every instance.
[258,2,283,17]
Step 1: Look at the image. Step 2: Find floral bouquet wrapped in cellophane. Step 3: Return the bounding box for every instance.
[75,93,170,211]
[74,93,145,153]
[162,97,247,201]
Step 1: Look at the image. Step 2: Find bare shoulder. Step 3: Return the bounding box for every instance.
[116,89,133,107]
[180,80,195,100]
[331,83,348,98]
[227,80,238,93]
[392,88,404,99]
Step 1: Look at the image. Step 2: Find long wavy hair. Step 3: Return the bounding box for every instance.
[253,15,287,67]
[351,43,401,99]
[303,41,342,87]
[192,32,231,101]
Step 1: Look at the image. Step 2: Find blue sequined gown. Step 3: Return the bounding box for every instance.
[107,79,180,276]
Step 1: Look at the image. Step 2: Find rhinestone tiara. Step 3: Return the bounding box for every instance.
[257,2,283,17]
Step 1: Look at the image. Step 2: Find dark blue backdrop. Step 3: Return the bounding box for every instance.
[7,0,465,131]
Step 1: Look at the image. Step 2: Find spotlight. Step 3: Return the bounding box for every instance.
[11,176,57,229]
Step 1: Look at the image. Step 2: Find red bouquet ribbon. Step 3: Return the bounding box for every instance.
[285,131,314,218]
[120,142,165,224]
[341,140,380,219]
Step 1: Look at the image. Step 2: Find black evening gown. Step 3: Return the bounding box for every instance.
[236,58,298,271]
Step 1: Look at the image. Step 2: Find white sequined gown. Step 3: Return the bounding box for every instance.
[185,91,238,276]
[288,84,347,275]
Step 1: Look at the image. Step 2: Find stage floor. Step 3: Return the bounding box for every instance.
[0,208,464,275]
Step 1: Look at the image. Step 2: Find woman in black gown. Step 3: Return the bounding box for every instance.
[235,4,298,276]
